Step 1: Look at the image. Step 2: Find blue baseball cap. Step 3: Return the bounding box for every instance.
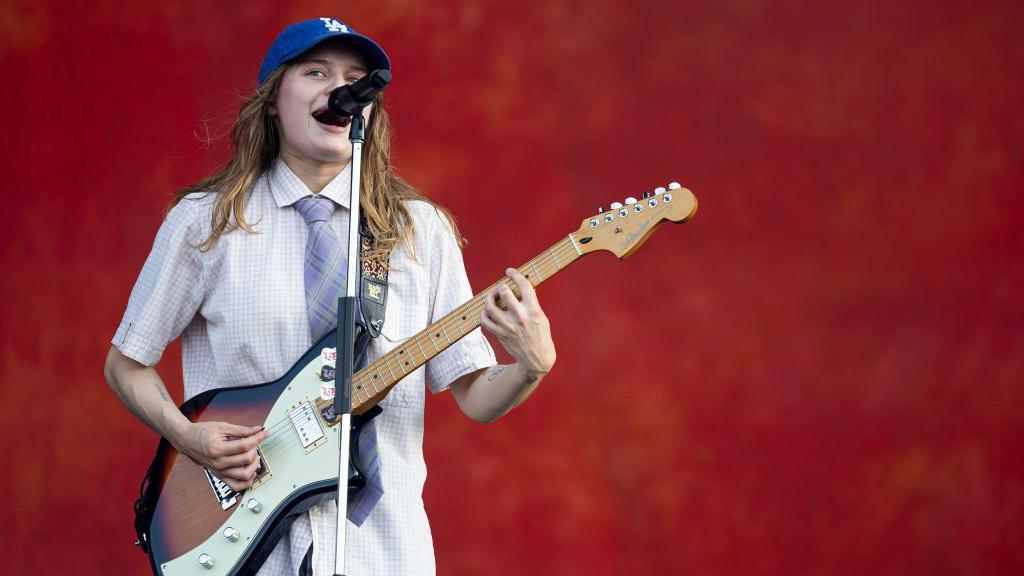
[258,18,391,86]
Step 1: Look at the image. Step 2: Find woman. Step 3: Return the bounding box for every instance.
[104,18,556,576]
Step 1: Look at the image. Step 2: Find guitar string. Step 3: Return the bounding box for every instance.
[232,238,583,461]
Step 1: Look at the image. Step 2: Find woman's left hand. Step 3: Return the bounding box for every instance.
[480,268,557,377]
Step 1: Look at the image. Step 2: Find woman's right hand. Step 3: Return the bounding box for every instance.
[178,422,269,492]
[103,347,269,492]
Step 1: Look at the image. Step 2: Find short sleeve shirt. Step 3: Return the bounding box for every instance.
[113,158,496,575]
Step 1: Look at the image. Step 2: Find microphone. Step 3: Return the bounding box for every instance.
[328,69,392,117]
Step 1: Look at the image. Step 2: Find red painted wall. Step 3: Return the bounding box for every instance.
[2,1,1022,574]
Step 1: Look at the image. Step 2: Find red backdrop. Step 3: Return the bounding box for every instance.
[2,1,1022,574]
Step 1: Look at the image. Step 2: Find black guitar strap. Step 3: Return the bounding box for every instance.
[357,213,389,339]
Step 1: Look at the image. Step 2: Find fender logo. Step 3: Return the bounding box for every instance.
[623,218,652,248]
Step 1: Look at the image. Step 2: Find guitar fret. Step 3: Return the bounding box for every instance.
[371,367,386,391]
[438,324,452,344]
[380,354,395,381]
[548,248,561,270]
[381,355,399,380]
[529,261,542,282]
[414,338,429,360]
[392,352,407,374]
[460,303,477,331]
[567,234,582,256]
[396,347,411,373]
[427,330,442,350]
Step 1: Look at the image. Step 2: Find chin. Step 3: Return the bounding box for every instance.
[306,144,354,165]
[324,149,354,165]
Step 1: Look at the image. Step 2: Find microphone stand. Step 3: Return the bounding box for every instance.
[333,103,367,576]
[331,67,390,576]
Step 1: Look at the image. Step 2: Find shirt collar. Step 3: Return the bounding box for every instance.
[268,157,352,209]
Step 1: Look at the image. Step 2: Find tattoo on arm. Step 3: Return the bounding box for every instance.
[486,365,507,382]
[154,381,170,402]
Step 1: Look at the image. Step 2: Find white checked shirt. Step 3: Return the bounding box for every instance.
[113,158,496,575]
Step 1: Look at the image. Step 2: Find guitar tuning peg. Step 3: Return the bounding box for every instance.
[668,182,681,190]
[597,206,604,213]
[654,187,666,195]
[610,202,623,210]
[625,197,637,205]
[643,191,652,199]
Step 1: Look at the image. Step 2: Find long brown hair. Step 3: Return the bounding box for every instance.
[172,65,461,260]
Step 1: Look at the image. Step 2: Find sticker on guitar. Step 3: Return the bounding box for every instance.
[201,448,271,510]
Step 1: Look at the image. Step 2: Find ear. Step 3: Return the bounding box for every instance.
[267,101,278,116]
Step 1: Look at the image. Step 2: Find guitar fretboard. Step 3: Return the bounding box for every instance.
[350,235,583,410]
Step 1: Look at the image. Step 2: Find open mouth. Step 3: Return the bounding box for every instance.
[312,108,350,128]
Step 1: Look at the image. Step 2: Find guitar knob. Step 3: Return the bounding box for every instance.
[668,182,681,190]
[246,498,262,513]
[625,197,637,204]
[654,187,666,195]
[198,553,215,569]
[223,527,240,542]
[610,202,623,210]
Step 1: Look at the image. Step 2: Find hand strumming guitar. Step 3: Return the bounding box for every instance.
[180,422,269,492]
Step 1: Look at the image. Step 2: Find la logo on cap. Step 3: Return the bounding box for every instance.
[319,18,348,33]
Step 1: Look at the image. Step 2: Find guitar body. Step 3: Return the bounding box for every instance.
[139,330,369,576]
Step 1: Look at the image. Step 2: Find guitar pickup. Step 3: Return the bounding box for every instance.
[289,401,327,453]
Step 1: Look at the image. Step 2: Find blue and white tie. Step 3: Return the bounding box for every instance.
[294,195,383,525]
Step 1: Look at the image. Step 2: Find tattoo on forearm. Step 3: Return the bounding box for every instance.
[486,365,507,381]
[154,382,170,402]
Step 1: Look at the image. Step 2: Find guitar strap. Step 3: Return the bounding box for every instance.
[357,212,389,339]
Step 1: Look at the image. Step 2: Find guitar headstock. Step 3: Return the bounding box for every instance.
[572,182,698,258]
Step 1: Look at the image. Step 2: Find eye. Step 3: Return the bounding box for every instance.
[305,69,327,78]
[345,76,364,84]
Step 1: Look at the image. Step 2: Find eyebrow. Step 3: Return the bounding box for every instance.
[294,58,368,73]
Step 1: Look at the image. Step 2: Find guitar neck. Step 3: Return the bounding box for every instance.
[351,234,584,411]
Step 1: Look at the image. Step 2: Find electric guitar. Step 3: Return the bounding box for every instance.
[134,183,698,575]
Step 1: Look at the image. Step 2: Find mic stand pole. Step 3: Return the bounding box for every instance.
[333,108,368,576]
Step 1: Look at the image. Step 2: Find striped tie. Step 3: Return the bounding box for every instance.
[294,195,383,525]
[294,195,347,342]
